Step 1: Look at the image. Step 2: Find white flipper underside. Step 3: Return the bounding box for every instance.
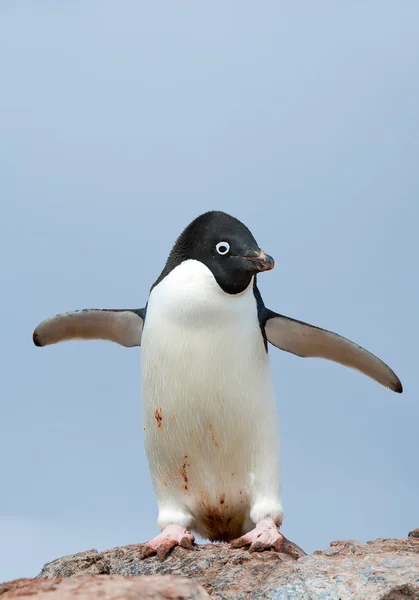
[265,313,402,393]
[33,309,144,347]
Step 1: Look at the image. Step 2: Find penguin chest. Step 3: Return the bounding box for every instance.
[141,311,269,435]
[139,261,278,528]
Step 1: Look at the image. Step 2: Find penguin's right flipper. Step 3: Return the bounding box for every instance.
[264,311,402,393]
[33,308,145,348]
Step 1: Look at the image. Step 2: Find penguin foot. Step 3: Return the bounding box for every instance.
[230,517,306,559]
[139,524,196,561]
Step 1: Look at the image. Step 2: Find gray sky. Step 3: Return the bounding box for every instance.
[1,0,418,583]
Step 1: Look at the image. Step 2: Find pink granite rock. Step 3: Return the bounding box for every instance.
[33,533,419,599]
[0,574,209,599]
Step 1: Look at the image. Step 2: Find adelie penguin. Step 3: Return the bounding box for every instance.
[33,211,403,560]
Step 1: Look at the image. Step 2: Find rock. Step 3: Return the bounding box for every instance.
[0,574,209,599]
[34,535,419,599]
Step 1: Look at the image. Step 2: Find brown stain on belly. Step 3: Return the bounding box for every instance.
[197,493,244,542]
[208,423,220,448]
[154,408,163,428]
[202,509,244,542]
[179,455,190,491]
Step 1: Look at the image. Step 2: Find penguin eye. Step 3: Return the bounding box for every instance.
[215,241,230,256]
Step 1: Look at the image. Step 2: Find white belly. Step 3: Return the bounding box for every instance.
[140,260,281,540]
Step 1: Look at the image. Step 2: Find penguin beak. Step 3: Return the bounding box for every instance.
[242,250,275,272]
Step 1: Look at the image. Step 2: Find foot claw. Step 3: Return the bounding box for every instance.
[230,517,305,559]
[249,540,266,553]
[180,536,195,550]
[281,538,307,559]
[230,535,251,549]
[139,525,195,561]
[156,542,174,561]
[138,545,155,560]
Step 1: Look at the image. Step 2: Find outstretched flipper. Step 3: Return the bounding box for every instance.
[265,311,402,393]
[33,308,145,348]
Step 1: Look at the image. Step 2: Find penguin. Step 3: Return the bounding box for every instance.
[33,210,402,560]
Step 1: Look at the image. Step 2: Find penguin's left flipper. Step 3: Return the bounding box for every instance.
[265,311,403,393]
[33,308,145,348]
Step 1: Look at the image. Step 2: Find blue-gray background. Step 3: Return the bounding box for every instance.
[1,1,417,583]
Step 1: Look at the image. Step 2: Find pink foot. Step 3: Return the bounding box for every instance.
[230,517,306,559]
[139,524,195,561]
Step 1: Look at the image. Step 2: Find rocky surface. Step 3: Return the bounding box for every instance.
[33,533,419,599]
[2,532,418,598]
[0,575,209,599]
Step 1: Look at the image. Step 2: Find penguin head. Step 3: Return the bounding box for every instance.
[156,211,274,294]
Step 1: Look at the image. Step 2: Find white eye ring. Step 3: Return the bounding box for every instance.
[216,241,230,255]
